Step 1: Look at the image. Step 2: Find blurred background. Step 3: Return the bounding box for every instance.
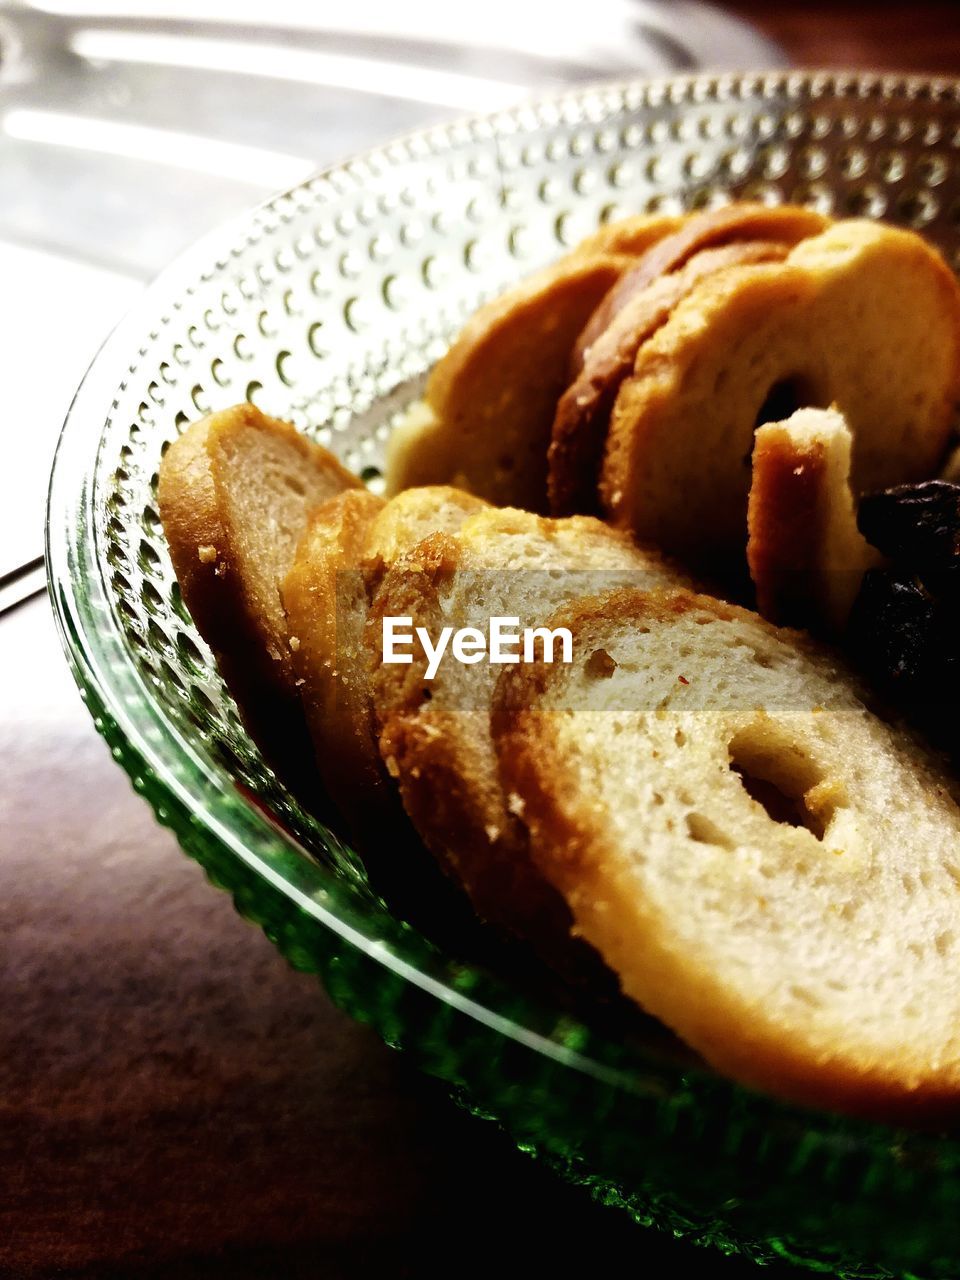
[5,0,960,601]
[2,3,959,1277]
[4,0,958,607]
[2,0,779,602]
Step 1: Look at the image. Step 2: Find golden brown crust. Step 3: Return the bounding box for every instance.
[747,427,827,624]
[281,488,388,832]
[159,417,239,667]
[748,411,884,632]
[385,255,629,511]
[384,218,681,512]
[600,222,960,567]
[548,239,791,516]
[363,533,574,944]
[492,587,960,1124]
[570,203,830,373]
[282,486,489,842]
[365,486,488,568]
[157,405,359,790]
[159,405,359,695]
[569,213,684,258]
[363,513,682,974]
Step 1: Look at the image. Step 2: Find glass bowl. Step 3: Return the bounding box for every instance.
[47,71,960,1278]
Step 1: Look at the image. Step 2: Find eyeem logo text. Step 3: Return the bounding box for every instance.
[382,616,573,680]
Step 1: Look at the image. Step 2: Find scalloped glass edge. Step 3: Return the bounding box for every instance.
[45,70,960,1280]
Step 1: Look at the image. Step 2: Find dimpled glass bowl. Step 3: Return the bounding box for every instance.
[48,72,960,1278]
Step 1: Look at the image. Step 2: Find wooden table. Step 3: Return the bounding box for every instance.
[5,7,959,1277]
[2,597,803,1280]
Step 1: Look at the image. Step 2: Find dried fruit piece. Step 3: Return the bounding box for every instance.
[847,568,960,740]
[848,570,936,687]
[858,480,960,595]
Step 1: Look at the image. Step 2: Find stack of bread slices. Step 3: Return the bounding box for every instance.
[159,202,960,1124]
[388,204,960,631]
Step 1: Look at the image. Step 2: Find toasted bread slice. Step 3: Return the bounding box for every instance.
[493,586,960,1122]
[602,221,960,568]
[365,485,489,566]
[282,488,386,828]
[570,203,829,371]
[365,507,684,957]
[281,485,487,839]
[548,239,791,515]
[748,407,882,631]
[157,404,359,783]
[384,216,681,511]
[571,214,684,258]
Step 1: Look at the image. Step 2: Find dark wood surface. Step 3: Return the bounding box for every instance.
[6,8,960,1278]
[726,0,960,74]
[1,597,798,1280]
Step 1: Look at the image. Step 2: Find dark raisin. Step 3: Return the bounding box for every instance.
[847,568,960,735]
[848,570,935,686]
[858,481,960,593]
[849,481,960,749]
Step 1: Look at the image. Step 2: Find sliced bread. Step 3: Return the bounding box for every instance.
[493,586,960,1121]
[281,487,386,827]
[383,216,681,511]
[601,220,960,567]
[365,484,489,566]
[747,407,881,631]
[548,239,791,515]
[570,203,829,373]
[365,507,685,957]
[157,404,359,783]
[281,485,487,838]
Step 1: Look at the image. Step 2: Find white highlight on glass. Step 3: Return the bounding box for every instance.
[3,108,316,189]
[70,29,529,112]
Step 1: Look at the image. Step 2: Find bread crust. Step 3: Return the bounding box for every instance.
[366,531,575,949]
[282,485,488,840]
[747,409,881,630]
[384,217,681,511]
[365,509,684,966]
[365,485,488,567]
[548,239,791,516]
[570,203,829,373]
[748,424,826,621]
[571,213,684,258]
[282,488,387,830]
[601,221,960,567]
[493,587,960,1123]
[157,404,358,788]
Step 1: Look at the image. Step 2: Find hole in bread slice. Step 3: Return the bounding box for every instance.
[753,374,825,430]
[727,720,837,840]
[685,811,736,850]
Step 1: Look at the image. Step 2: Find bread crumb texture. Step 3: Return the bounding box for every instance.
[493,586,960,1119]
[365,507,686,949]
